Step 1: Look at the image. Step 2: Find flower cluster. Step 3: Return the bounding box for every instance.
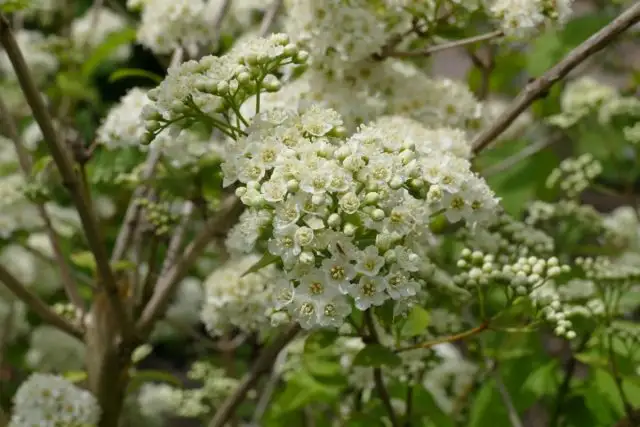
[10,374,100,427]
[548,77,621,128]
[71,7,131,61]
[142,33,307,143]
[0,30,58,83]
[546,153,603,198]
[25,326,86,373]
[221,106,498,329]
[488,0,573,38]
[152,277,203,341]
[127,0,219,56]
[201,254,279,337]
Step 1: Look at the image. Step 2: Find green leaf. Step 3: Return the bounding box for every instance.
[400,305,430,337]
[241,253,279,277]
[63,371,87,383]
[271,371,342,415]
[70,251,97,272]
[352,344,401,368]
[109,68,163,84]
[55,73,99,104]
[31,155,53,177]
[112,260,136,273]
[522,360,559,397]
[127,370,183,394]
[131,344,153,364]
[526,30,563,76]
[81,28,137,78]
[304,330,339,354]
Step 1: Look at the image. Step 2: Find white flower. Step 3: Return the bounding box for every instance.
[71,7,130,61]
[355,245,386,277]
[10,374,100,427]
[348,276,387,310]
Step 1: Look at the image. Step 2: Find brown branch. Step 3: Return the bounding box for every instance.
[259,0,283,36]
[385,30,503,58]
[136,196,243,338]
[159,201,194,276]
[0,14,128,335]
[0,263,82,339]
[0,96,85,312]
[396,320,490,353]
[207,323,301,427]
[472,2,640,154]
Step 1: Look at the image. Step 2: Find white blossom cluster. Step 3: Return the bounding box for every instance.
[221,106,498,329]
[96,87,224,166]
[0,30,58,83]
[127,0,218,56]
[548,77,621,128]
[25,325,86,373]
[487,0,573,38]
[10,374,100,427]
[71,7,131,61]
[283,0,395,74]
[0,174,41,238]
[201,254,280,336]
[137,383,181,424]
[546,153,603,198]
[624,122,640,145]
[142,33,307,143]
[0,244,60,297]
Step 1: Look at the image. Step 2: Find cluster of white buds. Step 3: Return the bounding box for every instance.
[137,198,178,236]
[546,153,602,198]
[220,105,498,329]
[577,256,640,284]
[455,249,569,297]
[53,302,84,324]
[538,295,576,339]
[548,77,619,128]
[488,0,573,39]
[460,212,555,263]
[142,33,307,144]
[624,122,640,145]
[10,374,101,427]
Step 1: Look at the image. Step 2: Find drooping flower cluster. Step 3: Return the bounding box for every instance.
[487,0,573,38]
[220,105,498,329]
[10,374,101,427]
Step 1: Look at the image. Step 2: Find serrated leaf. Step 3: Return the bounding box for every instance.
[81,28,137,78]
[109,68,163,84]
[241,253,279,277]
[352,344,401,368]
[70,251,97,272]
[400,306,430,337]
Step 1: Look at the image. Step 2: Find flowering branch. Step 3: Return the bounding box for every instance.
[395,320,490,353]
[472,2,640,154]
[0,97,85,313]
[386,30,503,58]
[136,195,243,338]
[0,14,128,336]
[207,323,301,427]
[0,263,82,339]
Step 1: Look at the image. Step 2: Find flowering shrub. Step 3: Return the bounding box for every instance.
[0,0,640,426]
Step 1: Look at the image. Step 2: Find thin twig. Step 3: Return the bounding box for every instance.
[386,30,503,58]
[252,343,290,422]
[0,96,85,312]
[0,14,128,335]
[396,320,490,353]
[365,311,400,427]
[111,46,184,263]
[136,196,243,338]
[259,0,283,36]
[487,360,524,427]
[481,135,561,177]
[472,2,640,154]
[159,201,195,276]
[0,263,82,339]
[207,324,301,427]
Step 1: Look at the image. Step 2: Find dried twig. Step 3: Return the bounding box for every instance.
[0,14,127,335]
[207,324,301,427]
[472,2,640,154]
[0,263,82,339]
[0,96,85,312]
[386,30,503,58]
